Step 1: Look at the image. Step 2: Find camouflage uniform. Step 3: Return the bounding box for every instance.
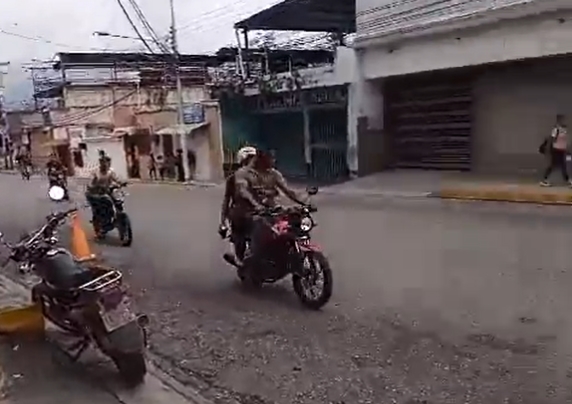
[233,165,307,260]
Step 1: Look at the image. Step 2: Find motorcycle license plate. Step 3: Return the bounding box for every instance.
[99,297,136,332]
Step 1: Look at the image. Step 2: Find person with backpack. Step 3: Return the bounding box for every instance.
[540,114,572,187]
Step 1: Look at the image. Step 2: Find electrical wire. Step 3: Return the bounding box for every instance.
[126,0,171,53]
[114,0,155,53]
[0,29,110,52]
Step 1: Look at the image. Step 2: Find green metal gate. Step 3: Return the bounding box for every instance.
[309,107,349,183]
[257,111,306,179]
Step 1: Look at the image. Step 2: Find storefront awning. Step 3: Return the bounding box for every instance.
[155,122,209,136]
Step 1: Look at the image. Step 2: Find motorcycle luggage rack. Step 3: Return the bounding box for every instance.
[78,269,122,292]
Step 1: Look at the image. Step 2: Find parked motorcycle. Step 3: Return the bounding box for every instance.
[0,186,148,385]
[223,186,333,310]
[88,184,133,246]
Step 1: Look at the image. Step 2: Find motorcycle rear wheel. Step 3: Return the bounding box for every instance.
[292,251,333,310]
[111,351,147,387]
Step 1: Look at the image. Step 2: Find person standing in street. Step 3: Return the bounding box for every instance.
[148,152,157,180]
[175,149,185,182]
[157,155,166,180]
[540,114,572,187]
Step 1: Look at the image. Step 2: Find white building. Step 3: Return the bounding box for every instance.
[353,0,572,175]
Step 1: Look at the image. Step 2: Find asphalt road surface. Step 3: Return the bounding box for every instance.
[1,174,572,404]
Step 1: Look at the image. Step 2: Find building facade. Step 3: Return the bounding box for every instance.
[354,0,572,175]
[34,52,225,182]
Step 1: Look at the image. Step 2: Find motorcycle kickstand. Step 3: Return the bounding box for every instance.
[67,338,91,362]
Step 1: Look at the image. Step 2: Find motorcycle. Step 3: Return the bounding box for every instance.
[48,171,69,201]
[223,186,333,310]
[0,186,148,386]
[20,164,30,181]
[88,184,133,247]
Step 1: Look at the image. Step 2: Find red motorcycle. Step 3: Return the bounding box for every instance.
[224,188,333,310]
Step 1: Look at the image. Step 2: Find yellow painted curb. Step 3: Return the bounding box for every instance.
[438,187,572,205]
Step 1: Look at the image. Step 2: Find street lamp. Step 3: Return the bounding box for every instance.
[93,31,155,42]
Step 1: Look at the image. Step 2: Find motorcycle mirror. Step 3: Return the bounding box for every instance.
[306,186,318,196]
[48,186,65,201]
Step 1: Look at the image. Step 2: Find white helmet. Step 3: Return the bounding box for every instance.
[236,146,257,165]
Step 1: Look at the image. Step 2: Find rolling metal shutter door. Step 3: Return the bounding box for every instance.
[386,80,473,170]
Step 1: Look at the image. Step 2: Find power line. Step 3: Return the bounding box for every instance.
[126,0,171,53]
[0,29,108,52]
[114,0,155,53]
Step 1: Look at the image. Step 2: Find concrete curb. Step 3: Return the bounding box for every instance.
[435,187,572,205]
[0,273,212,404]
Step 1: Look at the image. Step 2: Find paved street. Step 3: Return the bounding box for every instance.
[1,173,572,403]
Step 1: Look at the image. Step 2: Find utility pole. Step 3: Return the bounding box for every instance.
[168,0,190,181]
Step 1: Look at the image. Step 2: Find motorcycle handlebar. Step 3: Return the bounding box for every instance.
[255,204,316,217]
[47,207,78,224]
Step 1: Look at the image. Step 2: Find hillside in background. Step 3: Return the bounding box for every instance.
[3,64,33,109]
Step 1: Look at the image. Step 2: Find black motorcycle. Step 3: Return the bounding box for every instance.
[88,184,133,247]
[20,164,30,181]
[48,171,69,201]
[0,194,148,385]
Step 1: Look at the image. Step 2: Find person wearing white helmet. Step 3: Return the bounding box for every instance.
[219,146,258,263]
[233,148,313,272]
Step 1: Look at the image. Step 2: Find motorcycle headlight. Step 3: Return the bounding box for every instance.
[300,216,313,232]
[112,189,124,200]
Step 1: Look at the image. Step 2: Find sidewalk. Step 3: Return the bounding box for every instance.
[319,170,572,205]
[435,176,572,205]
[318,170,440,198]
[0,274,212,404]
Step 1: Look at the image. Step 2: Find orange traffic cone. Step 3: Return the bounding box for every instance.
[70,212,96,262]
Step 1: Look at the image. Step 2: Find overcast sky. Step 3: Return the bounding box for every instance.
[0,0,279,102]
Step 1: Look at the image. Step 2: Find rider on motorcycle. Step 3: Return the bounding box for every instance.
[233,149,310,266]
[46,153,66,186]
[85,156,125,228]
[219,146,257,263]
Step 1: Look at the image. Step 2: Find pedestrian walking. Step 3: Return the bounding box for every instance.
[540,114,572,187]
[148,152,157,180]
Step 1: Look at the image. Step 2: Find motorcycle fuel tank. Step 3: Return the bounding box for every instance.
[34,249,92,289]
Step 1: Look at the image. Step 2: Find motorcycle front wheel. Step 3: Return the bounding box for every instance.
[118,214,133,247]
[292,251,333,310]
[111,351,147,387]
